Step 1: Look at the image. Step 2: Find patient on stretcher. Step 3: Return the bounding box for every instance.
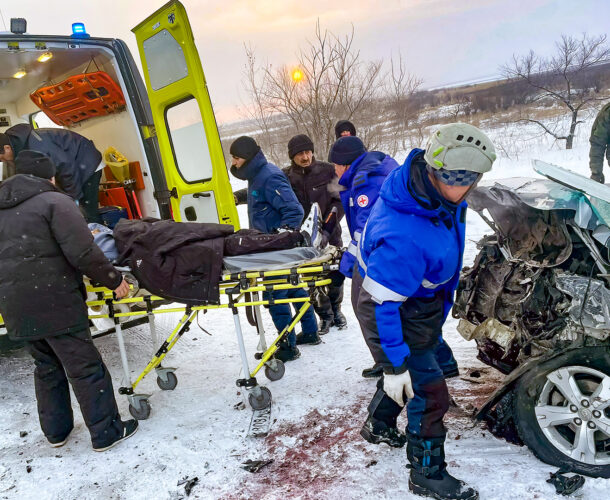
[89,204,336,305]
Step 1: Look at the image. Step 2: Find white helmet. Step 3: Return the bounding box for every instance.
[424,123,496,183]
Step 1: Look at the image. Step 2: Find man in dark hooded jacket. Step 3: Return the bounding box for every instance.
[0,123,103,223]
[283,133,347,334]
[229,136,319,361]
[0,150,137,452]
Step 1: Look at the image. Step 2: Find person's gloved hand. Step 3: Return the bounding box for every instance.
[383,370,414,406]
[591,172,605,184]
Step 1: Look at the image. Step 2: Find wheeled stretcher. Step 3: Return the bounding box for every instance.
[85,247,340,420]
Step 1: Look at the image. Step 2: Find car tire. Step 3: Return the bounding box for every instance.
[514,346,610,478]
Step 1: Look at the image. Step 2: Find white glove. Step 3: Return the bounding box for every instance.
[383,370,414,406]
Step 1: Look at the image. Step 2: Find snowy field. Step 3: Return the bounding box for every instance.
[2,115,610,499]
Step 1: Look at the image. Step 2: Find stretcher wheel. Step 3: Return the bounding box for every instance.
[248,386,272,410]
[264,361,285,381]
[129,399,151,420]
[157,372,178,390]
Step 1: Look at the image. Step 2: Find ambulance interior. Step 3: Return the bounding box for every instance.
[0,42,162,222]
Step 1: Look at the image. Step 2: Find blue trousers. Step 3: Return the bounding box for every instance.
[264,288,318,347]
[368,344,452,438]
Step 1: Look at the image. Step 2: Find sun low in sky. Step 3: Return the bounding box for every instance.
[4,0,610,123]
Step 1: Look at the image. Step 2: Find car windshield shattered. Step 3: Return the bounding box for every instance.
[453,161,610,476]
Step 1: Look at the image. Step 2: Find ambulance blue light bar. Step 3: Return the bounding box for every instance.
[71,23,90,39]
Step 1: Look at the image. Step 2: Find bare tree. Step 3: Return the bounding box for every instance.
[502,33,610,149]
[382,51,424,156]
[242,21,423,164]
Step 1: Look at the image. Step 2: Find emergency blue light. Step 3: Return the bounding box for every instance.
[71,23,90,39]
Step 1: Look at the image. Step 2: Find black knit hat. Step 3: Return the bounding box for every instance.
[229,136,260,162]
[288,134,314,159]
[15,150,56,179]
[329,136,366,166]
[334,120,357,139]
[0,133,11,150]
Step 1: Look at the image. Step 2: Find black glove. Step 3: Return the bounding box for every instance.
[233,188,248,205]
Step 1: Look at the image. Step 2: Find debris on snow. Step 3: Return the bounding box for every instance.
[240,459,273,473]
[177,476,199,496]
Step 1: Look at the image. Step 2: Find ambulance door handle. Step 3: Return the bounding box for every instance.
[193,192,211,198]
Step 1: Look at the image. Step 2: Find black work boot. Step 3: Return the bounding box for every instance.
[318,319,332,335]
[360,416,406,448]
[407,434,478,500]
[332,309,347,329]
[275,342,301,362]
[295,331,322,345]
[362,364,384,378]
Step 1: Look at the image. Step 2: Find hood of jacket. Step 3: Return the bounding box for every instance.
[5,123,33,154]
[231,150,268,181]
[380,148,465,221]
[0,174,59,209]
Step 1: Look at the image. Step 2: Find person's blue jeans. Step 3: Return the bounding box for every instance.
[264,288,318,347]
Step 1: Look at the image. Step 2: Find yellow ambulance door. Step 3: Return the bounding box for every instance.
[132,0,239,227]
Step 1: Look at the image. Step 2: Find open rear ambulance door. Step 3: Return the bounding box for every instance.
[132,0,239,226]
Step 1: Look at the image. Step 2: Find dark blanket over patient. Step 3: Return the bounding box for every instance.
[114,218,234,305]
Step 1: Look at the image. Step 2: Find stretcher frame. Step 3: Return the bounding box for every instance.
[85,261,338,419]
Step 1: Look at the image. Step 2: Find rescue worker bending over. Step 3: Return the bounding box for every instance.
[354,123,496,500]
[0,150,136,452]
[0,124,104,223]
[229,136,319,361]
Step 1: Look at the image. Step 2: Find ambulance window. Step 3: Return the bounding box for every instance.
[143,28,188,91]
[165,97,214,183]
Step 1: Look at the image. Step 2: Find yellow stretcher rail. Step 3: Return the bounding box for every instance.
[3,257,340,418]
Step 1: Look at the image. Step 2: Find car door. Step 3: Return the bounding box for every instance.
[132,0,239,227]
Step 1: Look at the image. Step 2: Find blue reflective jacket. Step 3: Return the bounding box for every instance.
[357,149,466,369]
[338,151,398,277]
[241,151,304,233]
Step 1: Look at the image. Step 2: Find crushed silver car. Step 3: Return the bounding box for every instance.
[453,161,610,478]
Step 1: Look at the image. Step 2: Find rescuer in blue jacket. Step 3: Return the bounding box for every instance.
[355,123,496,500]
[329,136,398,378]
[329,136,398,280]
[229,136,319,362]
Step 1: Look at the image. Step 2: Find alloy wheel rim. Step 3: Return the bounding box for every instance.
[534,365,610,466]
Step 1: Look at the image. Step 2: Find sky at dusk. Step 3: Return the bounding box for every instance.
[2,0,609,123]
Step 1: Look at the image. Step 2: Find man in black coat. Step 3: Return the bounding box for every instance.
[0,150,137,452]
[284,134,347,334]
[0,123,103,223]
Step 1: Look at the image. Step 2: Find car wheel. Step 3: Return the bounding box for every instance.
[514,346,610,478]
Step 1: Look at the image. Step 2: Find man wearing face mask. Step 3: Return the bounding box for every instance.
[229,136,319,361]
[355,123,496,500]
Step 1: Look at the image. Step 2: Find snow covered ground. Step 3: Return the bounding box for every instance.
[1,116,610,499]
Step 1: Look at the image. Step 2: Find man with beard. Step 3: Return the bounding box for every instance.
[283,134,347,335]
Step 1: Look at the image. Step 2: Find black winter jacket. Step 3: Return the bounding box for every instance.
[0,175,122,340]
[283,158,344,246]
[113,219,234,305]
[5,124,102,200]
